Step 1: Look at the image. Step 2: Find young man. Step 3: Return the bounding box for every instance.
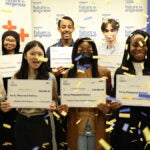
[98,18,124,55]
[46,16,75,74]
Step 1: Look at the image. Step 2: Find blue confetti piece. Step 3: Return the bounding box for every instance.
[119,108,131,113]
[105,96,121,103]
[83,64,91,67]
[32,146,39,150]
[138,129,141,135]
[74,54,82,61]
[122,123,129,132]
[48,77,52,80]
[139,93,150,99]
[43,114,49,119]
[141,111,147,117]
[77,65,86,71]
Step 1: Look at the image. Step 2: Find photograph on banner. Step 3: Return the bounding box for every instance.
[0,54,22,78]
[50,47,73,68]
[116,75,150,107]
[61,78,106,107]
[7,79,52,108]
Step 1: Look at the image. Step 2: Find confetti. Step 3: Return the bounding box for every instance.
[106,119,116,125]
[121,66,129,71]
[99,138,112,150]
[123,72,135,77]
[93,55,101,59]
[125,44,128,50]
[61,111,67,116]
[3,123,11,129]
[144,36,148,42]
[38,57,48,62]
[122,123,129,132]
[142,127,150,142]
[119,108,131,113]
[76,119,81,125]
[105,126,114,133]
[53,111,60,119]
[119,113,130,118]
[138,41,143,47]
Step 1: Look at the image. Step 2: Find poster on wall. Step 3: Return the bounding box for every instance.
[0,0,33,54]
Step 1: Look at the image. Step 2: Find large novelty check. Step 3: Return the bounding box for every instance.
[116,75,150,106]
[50,47,72,68]
[61,78,106,107]
[7,79,52,108]
[0,54,22,77]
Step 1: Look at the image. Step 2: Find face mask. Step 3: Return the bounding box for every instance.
[76,52,93,66]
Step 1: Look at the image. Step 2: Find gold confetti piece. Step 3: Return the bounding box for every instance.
[122,95,133,100]
[123,72,135,77]
[105,127,114,133]
[64,64,74,68]
[76,119,81,125]
[131,139,138,142]
[130,127,136,130]
[99,138,112,150]
[76,81,81,88]
[138,41,143,47]
[106,119,117,125]
[53,111,60,119]
[142,13,149,18]
[61,70,67,74]
[93,55,101,59]
[129,129,134,134]
[144,36,148,42]
[42,142,49,146]
[83,39,94,42]
[127,53,130,60]
[102,76,108,80]
[121,66,129,71]
[138,121,141,128]
[3,123,11,129]
[119,113,130,118]
[61,111,67,117]
[52,68,57,72]
[125,44,128,50]
[77,69,85,73]
[141,63,144,70]
[38,57,48,62]
[2,142,12,146]
[142,126,150,141]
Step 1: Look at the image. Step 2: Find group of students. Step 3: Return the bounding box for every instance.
[0,15,150,150]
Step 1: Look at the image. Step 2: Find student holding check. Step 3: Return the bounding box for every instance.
[0,40,68,150]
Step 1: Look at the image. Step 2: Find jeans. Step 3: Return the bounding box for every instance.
[78,120,95,150]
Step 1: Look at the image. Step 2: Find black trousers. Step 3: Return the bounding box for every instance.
[15,114,52,150]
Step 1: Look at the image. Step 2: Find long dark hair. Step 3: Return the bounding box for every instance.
[2,30,20,55]
[15,40,49,79]
[121,29,150,74]
[68,37,99,77]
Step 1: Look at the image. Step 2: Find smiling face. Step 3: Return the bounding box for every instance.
[3,36,17,54]
[24,45,44,72]
[130,34,148,62]
[58,19,74,40]
[77,41,93,53]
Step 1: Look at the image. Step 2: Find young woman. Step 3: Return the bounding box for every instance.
[0,30,21,149]
[1,40,59,150]
[110,30,150,150]
[63,37,112,150]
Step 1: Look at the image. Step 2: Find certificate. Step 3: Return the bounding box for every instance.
[50,47,72,68]
[116,75,150,106]
[7,79,52,108]
[61,78,106,107]
[0,54,22,78]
